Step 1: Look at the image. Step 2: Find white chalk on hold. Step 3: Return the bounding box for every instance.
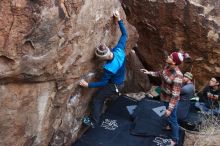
[148,0,157,2]
[86,72,96,78]
[77,72,96,84]
[131,49,135,54]
[164,0,175,3]
[82,72,96,80]
[68,90,81,107]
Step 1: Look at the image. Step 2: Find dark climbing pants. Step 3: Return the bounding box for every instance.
[92,83,123,124]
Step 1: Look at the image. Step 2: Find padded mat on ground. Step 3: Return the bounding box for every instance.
[130,98,167,137]
[72,96,185,146]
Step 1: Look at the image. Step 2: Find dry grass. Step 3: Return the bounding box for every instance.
[184,113,220,146]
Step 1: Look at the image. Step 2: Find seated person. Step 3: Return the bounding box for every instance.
[195,77,220,114]
[177,72,195,120]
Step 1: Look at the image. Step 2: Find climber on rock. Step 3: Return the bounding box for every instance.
[140,52,188,146]
[79,10,127,127]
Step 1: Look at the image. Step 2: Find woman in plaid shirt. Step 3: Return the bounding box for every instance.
[141,52,186,146]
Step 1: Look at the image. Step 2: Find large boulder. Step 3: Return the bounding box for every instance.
[0,0,138,145]
[122,0,220,89]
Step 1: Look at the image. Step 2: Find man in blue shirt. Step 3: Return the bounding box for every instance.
[177,72,195,120]
[79,10,127,126]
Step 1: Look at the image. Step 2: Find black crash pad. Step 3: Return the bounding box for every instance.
[130,98,167,137]
[179,112,202,131]
[72,96,185,146]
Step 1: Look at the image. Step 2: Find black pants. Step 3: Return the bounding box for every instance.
[92,83,123,124]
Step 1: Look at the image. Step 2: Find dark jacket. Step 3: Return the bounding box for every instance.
[177,83,195,120]
[199,85,220,109]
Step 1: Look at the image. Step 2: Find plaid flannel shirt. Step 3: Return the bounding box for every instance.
[150,65,183,111]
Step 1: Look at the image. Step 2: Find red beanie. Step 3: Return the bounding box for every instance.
[171,52,184,65]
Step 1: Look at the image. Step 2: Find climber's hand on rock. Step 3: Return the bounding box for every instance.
[79,79,88,87]
[113,10,121,21]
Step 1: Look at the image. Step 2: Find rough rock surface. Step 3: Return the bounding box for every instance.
[125,49,151,93]
[0,0,138,146]
[122,0,220,89]
[1,0,220,145]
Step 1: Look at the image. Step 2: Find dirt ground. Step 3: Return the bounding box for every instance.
[184,129,220,146]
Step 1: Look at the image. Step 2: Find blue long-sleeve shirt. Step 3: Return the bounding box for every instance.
[88,20,127,88]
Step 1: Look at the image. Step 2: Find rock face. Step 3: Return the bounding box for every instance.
[0,0,137,146]
[1,0,219,145]
[122,0,220,89]
[125,49,151,93]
